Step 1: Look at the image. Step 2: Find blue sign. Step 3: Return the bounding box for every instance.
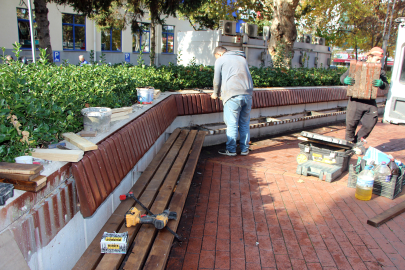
[53,51,60,62]
[125,53,130,62]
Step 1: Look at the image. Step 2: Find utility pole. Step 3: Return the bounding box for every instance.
[28,0,36,63]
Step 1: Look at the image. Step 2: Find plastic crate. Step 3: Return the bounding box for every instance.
[347,161,404,200]
[298,141,352,170]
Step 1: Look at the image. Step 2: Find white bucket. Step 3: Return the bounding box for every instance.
[137,88,154,104]
[15,156,33,164]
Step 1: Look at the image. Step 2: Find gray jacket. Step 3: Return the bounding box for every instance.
[213,50,253,104]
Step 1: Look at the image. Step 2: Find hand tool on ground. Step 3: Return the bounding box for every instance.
[120,192,182,241]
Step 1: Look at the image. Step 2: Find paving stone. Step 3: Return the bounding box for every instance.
[167,122,405,270]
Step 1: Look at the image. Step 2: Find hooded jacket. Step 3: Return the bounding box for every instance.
[213,50,253,104]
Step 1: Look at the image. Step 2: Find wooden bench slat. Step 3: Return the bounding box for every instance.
[95,130,189,270]
[121,130,198,270]
[72,128,181,270]
[143,131,207,270]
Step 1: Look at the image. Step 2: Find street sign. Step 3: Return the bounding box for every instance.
[53,51,60,62]
[125,53,130,62]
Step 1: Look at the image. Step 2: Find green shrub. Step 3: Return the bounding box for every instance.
[0,48,345,162]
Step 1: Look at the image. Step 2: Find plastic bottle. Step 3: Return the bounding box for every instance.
[389,159,400,180]
[355,165,375,201]
[375,162,392,183]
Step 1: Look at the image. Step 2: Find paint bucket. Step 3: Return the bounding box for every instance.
[137,87,154,104]
[15,156,33,164]
[81,107,112,133]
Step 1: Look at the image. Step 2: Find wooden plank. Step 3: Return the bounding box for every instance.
[80,131,97,137]
[122,130,198,270]
[353,61,363,98]
[346,61,357,97]
[62,132,98,151]
[31,149,84,162]
[143,131,207,270]
[111,107,132,114]
[0,230,30,270]
[72,128,182,270]
[95,130,189,270]
[358,62,368,99]
[111,113,130,119]
[0,175,47,191]
[0,162,43,175]
[367,201,405,227]
[0,171,39,181]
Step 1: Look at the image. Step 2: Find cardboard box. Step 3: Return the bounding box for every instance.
[100,232,128,254]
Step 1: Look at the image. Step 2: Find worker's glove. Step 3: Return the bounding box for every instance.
[372,79,384,88]
[211,93,218,100]
[343,76,355,85]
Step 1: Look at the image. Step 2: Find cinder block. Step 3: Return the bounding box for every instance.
[259,107,278,117]
[291,104,306,114]
[305,103,318,111]
[317,102,328,110]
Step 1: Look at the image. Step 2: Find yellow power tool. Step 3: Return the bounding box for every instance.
[120,192,181,240]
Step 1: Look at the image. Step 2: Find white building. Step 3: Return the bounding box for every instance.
[0,0,195,65]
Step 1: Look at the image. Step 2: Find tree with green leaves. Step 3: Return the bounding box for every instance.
[298,0,405,58]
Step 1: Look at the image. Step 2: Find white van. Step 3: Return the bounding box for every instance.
[383,17,405,124]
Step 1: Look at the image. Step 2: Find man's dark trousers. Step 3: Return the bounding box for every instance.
[345,97,378,143]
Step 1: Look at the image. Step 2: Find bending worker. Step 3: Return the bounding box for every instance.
[211,46,253,156]
[341,47,389,144]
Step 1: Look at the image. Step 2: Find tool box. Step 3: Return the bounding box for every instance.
[0,182,14,206]
[296,131,354,182]
[347,160,404,200]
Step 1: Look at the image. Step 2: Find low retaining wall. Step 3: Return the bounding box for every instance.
[0,86,388,270]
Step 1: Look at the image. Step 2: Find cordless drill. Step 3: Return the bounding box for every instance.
[120,192,181,240]
[125,207,177,229]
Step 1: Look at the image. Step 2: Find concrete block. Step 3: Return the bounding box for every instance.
[305,103,318,111]
[338,100,348,108]
[250,108,261,118]
[327,101,338,109]
[36,212,86,270]
[112,173,133,212]
[291,104,306,114]
[277,105,292,115]
[259,107,278,117]
[83,195,113,247]
[337,113,346,121]
[317,102,328,110]
[203,133,227,146]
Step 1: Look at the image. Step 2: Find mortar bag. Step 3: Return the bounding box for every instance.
[363,146,391,165]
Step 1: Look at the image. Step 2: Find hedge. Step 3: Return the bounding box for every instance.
[0,53,345,162]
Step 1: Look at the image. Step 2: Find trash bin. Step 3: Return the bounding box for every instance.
[81,107,112,133]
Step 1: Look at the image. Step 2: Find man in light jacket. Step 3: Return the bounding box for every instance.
[211,46,254,156]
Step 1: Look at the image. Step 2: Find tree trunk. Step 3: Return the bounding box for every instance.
[150,21,156,66]
[268,0,300,68]
[33,0,53,63]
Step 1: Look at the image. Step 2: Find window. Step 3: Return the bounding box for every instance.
[62,13,86,51]
[400,48,405,84]
[101,28,122,52]
[133,23,150,53]
[17,8,38,49]
[162,25,174,53]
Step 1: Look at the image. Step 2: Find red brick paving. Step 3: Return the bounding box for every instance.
[167,122,405,269]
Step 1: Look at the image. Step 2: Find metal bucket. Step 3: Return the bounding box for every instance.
[81,107,112,133]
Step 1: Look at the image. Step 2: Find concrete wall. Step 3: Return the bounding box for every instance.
[0,0,195,65]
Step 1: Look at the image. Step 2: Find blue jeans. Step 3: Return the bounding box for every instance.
[223,95,252,153]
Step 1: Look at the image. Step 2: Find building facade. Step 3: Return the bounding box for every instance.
[0,0,195,66]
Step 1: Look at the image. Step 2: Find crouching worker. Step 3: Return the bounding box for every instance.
[211,46,254,156]
[341,47,389,145]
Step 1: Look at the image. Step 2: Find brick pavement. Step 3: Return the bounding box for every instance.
[166,122,405,270]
